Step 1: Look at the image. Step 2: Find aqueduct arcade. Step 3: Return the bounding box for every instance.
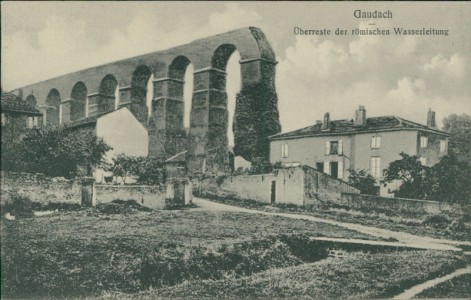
[11,27,281,173]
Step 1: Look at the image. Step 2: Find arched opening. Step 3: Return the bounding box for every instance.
[146,74,154,120]
[169,56,193,129]
[45,89,61,126]
[98,75,118,114]
[131,65,152,124]
[70,82,87,122]
[226,51,241,147]
[211,44,241,148]
[25,95,37,107]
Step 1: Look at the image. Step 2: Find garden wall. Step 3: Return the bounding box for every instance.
[95,185,166,209]
[196,167,305,205]
[195,166,359,206]
[1,172,81,205]
[1,172,166,209]
[339,193,470,216]
[303,166,359,206]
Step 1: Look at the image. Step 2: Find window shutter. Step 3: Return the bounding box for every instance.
[370,157,376,177]
[338,140,343,155]
[371,137,375,148]
[325,141,330,155]
[324,162,330,175]
[281,144,284,157]
[377,136,381,148]
[285,143,289,157]
[338,161,344,179]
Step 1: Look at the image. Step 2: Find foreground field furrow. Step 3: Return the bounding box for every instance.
[138,251,465,299]
[1,209,378,298]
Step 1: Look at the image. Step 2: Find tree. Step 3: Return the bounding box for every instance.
[111,154,140,184]
[1,126,111,178]
[110,154,165,185]
[347,169,377,195]
[442,113,471,164]
[428,154,471,204]
[381,152,431,199]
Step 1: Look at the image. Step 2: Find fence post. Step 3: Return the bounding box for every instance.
[80,177,96,207]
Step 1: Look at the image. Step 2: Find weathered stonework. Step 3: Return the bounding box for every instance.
[10,27,281,174]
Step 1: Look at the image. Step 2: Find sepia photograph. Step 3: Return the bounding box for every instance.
[1,1,470,299]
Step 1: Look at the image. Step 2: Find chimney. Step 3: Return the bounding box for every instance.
[427,108,436,128]
[322,112,330,130]
[354,105,366,126]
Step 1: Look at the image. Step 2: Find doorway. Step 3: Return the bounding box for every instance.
[270,181,276,204]
[330,162,338,178]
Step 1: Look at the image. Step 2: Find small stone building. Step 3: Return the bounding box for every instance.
[64,107,148,182]
[1,93,42,146]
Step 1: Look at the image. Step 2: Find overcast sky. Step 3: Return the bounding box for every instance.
[2,1,470,133]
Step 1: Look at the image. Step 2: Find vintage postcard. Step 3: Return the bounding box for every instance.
[1,1,470,299]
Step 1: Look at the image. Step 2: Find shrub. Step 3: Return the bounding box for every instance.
[422,214,451,229]
[348,168,377,195]
[3,191,34,218]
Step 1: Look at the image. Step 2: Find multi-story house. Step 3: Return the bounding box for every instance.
[1,93,42,146]
[269,106,450,196]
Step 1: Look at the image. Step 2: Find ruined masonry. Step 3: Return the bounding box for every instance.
[11,27,281,174]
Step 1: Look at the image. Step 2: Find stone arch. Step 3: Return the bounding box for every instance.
[212,44,237,72]
[12,28,281,173]
[98,74,118,114]
[25,95,37,107]
[147,56,192,158]
[70,82,87,121]
[45,89,61,126]
[130,65,152,124]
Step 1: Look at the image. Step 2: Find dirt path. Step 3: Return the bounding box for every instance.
[393,266,471,299]
[192,197,470,251]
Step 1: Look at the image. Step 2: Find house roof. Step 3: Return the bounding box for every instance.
[64,107,126,129]
[1,93,42,115]
[269,116,450,140]
[165,150,187,163]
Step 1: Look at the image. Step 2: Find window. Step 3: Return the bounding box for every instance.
[439,140,448,156]
[281,142,289,158]
[1,113,5,126]
[420,136,428,148]
[324,162,331,175]
[316,162,324,173]
[326,140,342,155]
[421,157,428,165]
[371,136,381,149]
[26,117,34,129]
[370,156,381,178]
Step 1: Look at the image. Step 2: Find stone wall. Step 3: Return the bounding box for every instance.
[195,166,356,206]
[95,184,166,209]
[303,166,359,207]
[1,172,81,205]
[1,172,167,209]
[339,193,470,216]
[195,167,305,206]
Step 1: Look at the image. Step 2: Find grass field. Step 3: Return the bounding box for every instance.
[204,196,471,241]
[416,273,471,298]
[1,204,469,299]
[126,251,466,299]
